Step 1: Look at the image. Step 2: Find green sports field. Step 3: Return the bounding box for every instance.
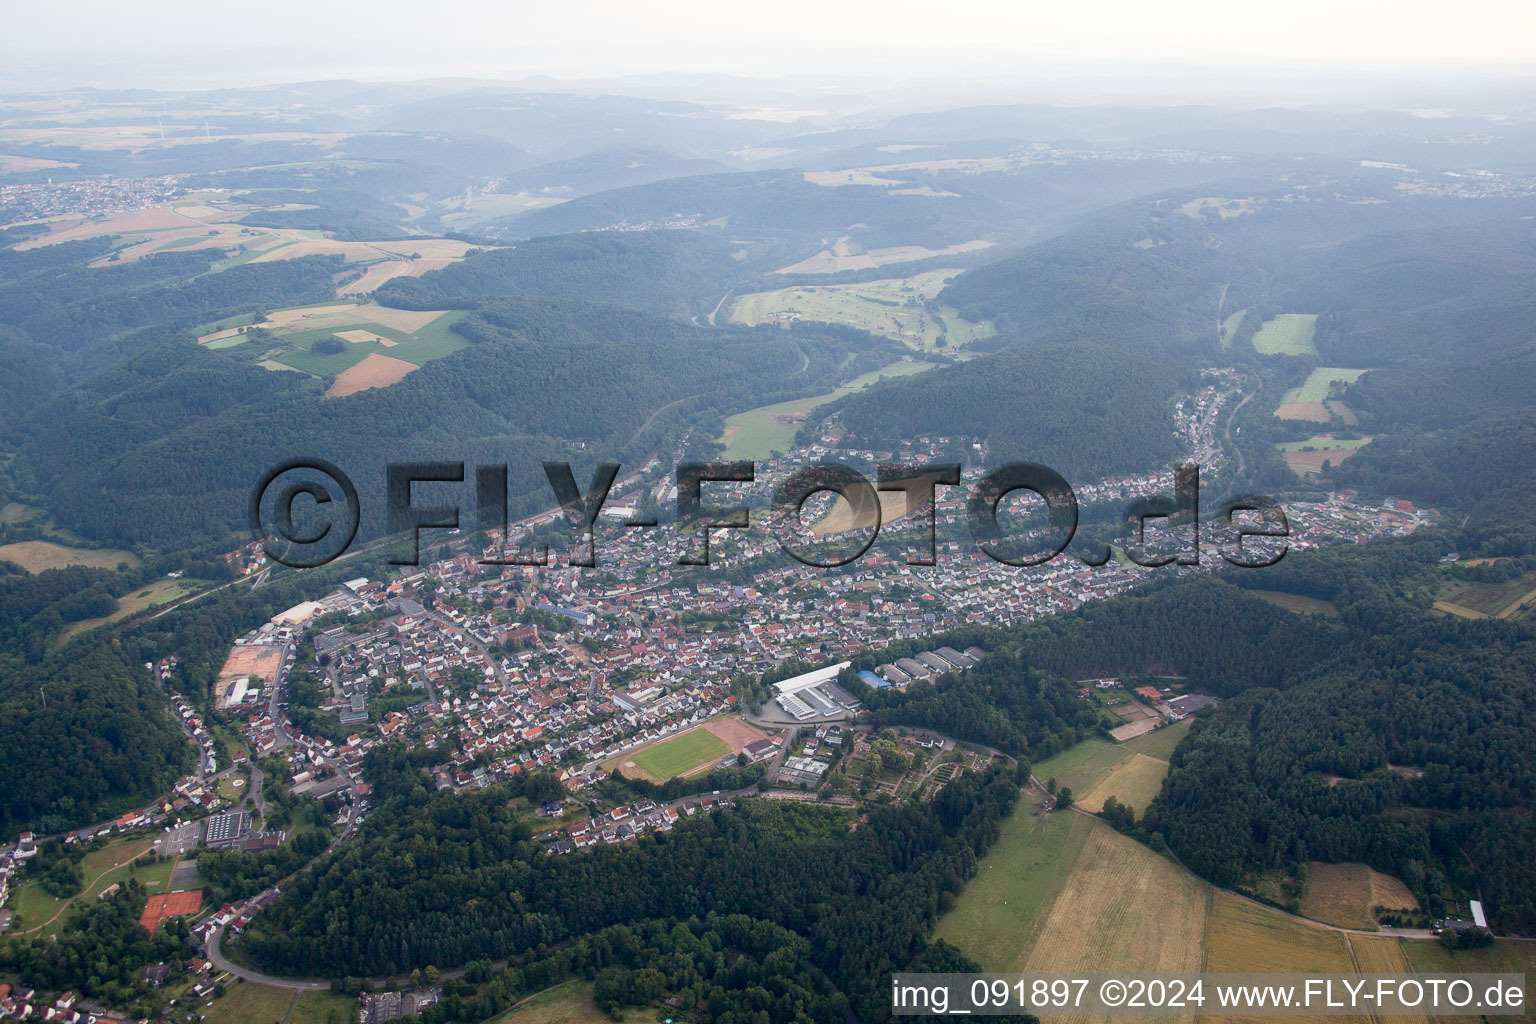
[632,728,731,780]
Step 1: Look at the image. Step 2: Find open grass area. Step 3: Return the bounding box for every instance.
[718,359,934,459]
[8,838,167,937]
[1220,308,1248,348]
[1032,721,1189,797]
[1250,313,1319,356]
[934,805,1095,970]
[201,979,300,1024]
[1248,589,1341,618]
[0,540,140,573]
[1437,569,1536,619]
[1023,825,1209,999]
[730,270,994,351]
[1299,862,1418,930]
[1077,752,1170,814]
[265,311,469,378]
[1280,367,1370,404]
[59,578,197,640]
[488,979,633,1024]
[628,727,730,781]
[291,989,360,1024]
[1275,436,1373,452]
[770,237,994,274]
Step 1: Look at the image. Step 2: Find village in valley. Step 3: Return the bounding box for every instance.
[0,370,1432,1024]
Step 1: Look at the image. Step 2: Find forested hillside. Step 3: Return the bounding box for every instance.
[374,231,743,317]
[10,294,898,549]
[239,757,1027,1023]
[833,339,1184,479]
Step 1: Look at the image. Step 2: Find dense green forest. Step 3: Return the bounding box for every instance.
[374,231,742,318]
[833,338,1184,480]
[237,750,1026,1022]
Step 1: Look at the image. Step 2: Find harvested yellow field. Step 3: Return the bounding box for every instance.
[1346,934,1432,1024]
[1205,891,1358,973]
[334,329,394,346]
[1347,934,1411,974]
[1025,824,1208,972]
[350,303,449,333]
[260,303,358,327]
[0,540,140,573]
[1202,891,1368,1024]
[772,238,994,275]
[1300,862,1419,930]
[1077,752,1170,814]
[339,257,454,296]
[802,169,907,187]
[326,353,418,397]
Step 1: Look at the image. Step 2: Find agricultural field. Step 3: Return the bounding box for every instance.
[1435,569,1536,620]
[198,300,470,393]
[1281,367,1370,404]
[435,192,568,230]
[9,191,480,287]
[1276,435,1372,477]
[1076,753,1170,814]
[1220,308,1248,348]
[730,270,994,350]
[770,237,995,274]
[1022,826,1209,1003]
[59,578,197,640]
[1031,719,1190,798]
[1203,892,1368,1024]
[488,979,634,1024]
[1247,589,1340,618]
[1345,937,1431,1024]
[718,359,933,460]
[933,805,1096,969]
[1299,862,1419,930]
[1250,313,1319,356]
[1399,935,1536,1023]
[940,727,1434,1021]
[0,540,140,573]
[1276,367,1367,422]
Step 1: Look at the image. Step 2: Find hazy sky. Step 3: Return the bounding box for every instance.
[5,0,1536,91]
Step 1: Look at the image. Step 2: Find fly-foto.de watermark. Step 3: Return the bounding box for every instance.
[249,458,1289,570]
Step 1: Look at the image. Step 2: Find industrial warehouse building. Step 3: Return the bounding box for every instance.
[772,662,857,721]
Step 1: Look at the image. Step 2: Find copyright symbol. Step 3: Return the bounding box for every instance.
[1100,980,1127,1007]
[249,458,359,569]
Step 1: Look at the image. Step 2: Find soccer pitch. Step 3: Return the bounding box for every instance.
[632,728,731,780]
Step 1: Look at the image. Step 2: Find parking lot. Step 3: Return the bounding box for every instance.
[154,820,203,857]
